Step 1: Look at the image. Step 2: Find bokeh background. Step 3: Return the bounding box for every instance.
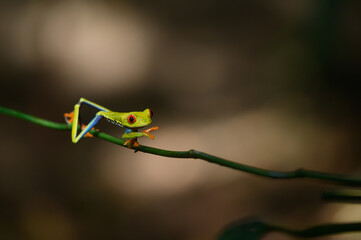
[1,0,361,239]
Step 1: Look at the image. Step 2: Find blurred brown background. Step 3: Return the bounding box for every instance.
[1,1,361,239]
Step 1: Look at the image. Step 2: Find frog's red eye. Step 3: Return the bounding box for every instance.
[149,109,153,118]
[127,115,136,124]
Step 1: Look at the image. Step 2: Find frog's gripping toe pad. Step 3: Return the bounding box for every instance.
[81,124,94,138]
[64,112,75,124]
[124,139,139,149]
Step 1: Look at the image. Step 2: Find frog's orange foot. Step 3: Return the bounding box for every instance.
[143,126,159,139]
[64,112,74,124]
[81,124,93,138]
[123,139,139,148]
[143,126,159,133]
[144,133,155,139]
[80,124,99,138]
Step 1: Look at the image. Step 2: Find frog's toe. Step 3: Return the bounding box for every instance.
[142,127,158,139]
[124,139,139,148]
[144,126,159,133]
[64,112,74,124]
[124,140,133,148]
[145,133,155,139]
[80,125,93,138]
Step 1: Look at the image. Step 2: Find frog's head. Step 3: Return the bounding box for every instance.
[122,109,153,128]
[99,109,153,129]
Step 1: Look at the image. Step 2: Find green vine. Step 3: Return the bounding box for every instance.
[1,105,361,186]
[218,219,361,240]
[322,189,361,202]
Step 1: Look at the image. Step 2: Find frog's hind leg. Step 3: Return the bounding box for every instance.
[65,98,110,143]
[78,98,110,112]
[70,103,103,143]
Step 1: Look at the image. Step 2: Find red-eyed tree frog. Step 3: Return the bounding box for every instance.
[64,98,158,148]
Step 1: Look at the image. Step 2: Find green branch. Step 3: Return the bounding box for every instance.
[1,105,361,186]
[322,189,361,202]
[218,218,361,240]
[281,222,361,238]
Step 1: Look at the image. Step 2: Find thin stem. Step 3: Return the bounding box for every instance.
[1,105,361,186]
[278,222,361,238]
[218,219,361,239]
[0,106,70,130]
[322,189,361,202]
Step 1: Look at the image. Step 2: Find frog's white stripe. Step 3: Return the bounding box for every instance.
[105,117,123,127]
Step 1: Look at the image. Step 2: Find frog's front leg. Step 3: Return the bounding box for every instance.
[123,139,139,148]
[122,132,146,148]
[122,128,158,148]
